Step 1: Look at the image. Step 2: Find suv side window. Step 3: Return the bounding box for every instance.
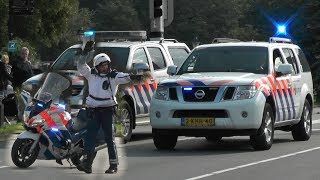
[295,48,311,72]
[147,47,166,70]
[273,49,285,71]
[283,48,299,74]
[133,48,149,66]
[168,47,189,68]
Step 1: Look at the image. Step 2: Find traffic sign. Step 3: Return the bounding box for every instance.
[8,40,17,52]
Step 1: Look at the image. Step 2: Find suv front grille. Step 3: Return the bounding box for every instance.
[183,87,218,102]
[169,87,178,100]
[173,110,228,118]
[72,85,83,96]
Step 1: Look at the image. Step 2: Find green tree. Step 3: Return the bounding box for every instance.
[0,0,8,50]
[94,0,141,30]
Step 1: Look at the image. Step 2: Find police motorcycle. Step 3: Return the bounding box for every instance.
[11,72,105,168]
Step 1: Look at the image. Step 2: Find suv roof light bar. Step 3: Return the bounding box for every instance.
[212,38,241,43]
[269,37,293,44]
[80,30,147,42]
[159,39,179,43]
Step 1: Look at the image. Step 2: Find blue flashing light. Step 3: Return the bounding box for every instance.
[277,25,287,35]
[183,87,193,91]
[58,103,66,110]
[51,128,59,132]
[37,103,44,107]
[84,31,94,37]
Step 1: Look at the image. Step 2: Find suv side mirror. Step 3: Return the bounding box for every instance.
[276,64,293,76]
[133,63,150,72]
[167,65,177,76]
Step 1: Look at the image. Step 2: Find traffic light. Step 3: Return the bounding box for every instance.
[153,0,163,18]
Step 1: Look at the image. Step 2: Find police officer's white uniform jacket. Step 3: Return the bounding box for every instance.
[77,53,131,108]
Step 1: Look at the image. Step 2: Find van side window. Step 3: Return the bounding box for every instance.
[295,48,311,72]
[147,47,166,70]
[168,48,189,68]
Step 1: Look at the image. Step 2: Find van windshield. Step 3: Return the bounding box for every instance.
[51,47,130,72]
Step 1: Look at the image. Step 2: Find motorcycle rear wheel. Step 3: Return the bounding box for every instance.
[11,138,39,168]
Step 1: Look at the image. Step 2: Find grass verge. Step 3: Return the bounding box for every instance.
[115,123,122,137]
[0,122,24,135]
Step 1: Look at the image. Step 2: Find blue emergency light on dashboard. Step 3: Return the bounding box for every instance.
[84,31,95,37]
[183,87,193,91]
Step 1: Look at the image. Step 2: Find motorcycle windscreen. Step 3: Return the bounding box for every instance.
[35,73,71,103]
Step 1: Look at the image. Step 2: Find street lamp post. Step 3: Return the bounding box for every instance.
[192,36,200,49]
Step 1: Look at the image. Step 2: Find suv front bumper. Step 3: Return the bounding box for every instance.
[150,91,266,131]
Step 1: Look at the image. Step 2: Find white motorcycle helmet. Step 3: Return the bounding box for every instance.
[93,53,111,67]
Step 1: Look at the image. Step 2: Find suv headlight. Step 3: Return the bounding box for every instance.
[154,86,169,100]
[233,86,257,100]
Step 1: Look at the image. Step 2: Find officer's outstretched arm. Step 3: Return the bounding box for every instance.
[115,72,131,85]
[77,41,95,78]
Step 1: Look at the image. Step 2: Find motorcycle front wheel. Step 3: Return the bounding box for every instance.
[11,138,39,168]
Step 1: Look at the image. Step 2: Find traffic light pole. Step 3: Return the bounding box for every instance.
[150,16,164,41]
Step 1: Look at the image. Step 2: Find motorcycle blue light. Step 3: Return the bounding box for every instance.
[58,103,66,109]
[51,128,59,132]
[84,31,94,37]
[37,103,44,107]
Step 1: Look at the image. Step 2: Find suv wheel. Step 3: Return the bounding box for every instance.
[292,99,312,141]
[119,101,134,143]
[152,129,177,150]
[250,103,274,150]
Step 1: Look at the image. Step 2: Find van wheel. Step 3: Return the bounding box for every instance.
[120,101,134,143]
[152,129,177,150]
[250,103,274,150]
[292,100,312,141]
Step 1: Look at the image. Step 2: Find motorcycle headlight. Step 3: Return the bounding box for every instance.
[154,86,169,100]
[233,86,257,100]
[30,118,45,127]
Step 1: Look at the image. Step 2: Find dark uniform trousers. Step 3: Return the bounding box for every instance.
[84,106,118,165]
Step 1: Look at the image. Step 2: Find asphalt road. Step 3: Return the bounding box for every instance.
[0,107,320,180]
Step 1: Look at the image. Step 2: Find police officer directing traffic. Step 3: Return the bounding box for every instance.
[76,41,137,174]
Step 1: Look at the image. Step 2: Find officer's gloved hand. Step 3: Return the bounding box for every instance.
[81,41,95,55]
[130,74,143,81]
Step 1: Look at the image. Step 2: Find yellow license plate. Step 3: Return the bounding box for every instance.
[182,117,215,127]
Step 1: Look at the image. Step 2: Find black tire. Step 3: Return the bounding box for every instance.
[152,129,177,150]
[250,103,274,150]
[205,136,222,142]
[11,139,39,168]
[292,100,312,141]
[119,101,134,143]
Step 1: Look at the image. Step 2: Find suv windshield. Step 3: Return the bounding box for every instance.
[178,46,268,75]
[51,47,130,72]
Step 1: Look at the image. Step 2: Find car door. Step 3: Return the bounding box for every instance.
[273,48,291,121]
[282,48,303,120]
[146,46,170,83]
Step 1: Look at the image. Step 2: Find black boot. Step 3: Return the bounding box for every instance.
[76,153,95,174]
[105,164,118,174]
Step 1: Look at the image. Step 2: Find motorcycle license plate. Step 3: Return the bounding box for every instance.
[181,117,215,127]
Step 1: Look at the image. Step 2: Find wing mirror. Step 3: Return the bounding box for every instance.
[132,63,150,74]
[276,64,293,76]
[167,65,177,76]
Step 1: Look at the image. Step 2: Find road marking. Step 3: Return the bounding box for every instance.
[185,146,320,180]
[0,166,8,169]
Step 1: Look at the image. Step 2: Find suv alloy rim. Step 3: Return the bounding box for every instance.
[120,108,131,137]
[264,111,272,143]
[303,105,311,134]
